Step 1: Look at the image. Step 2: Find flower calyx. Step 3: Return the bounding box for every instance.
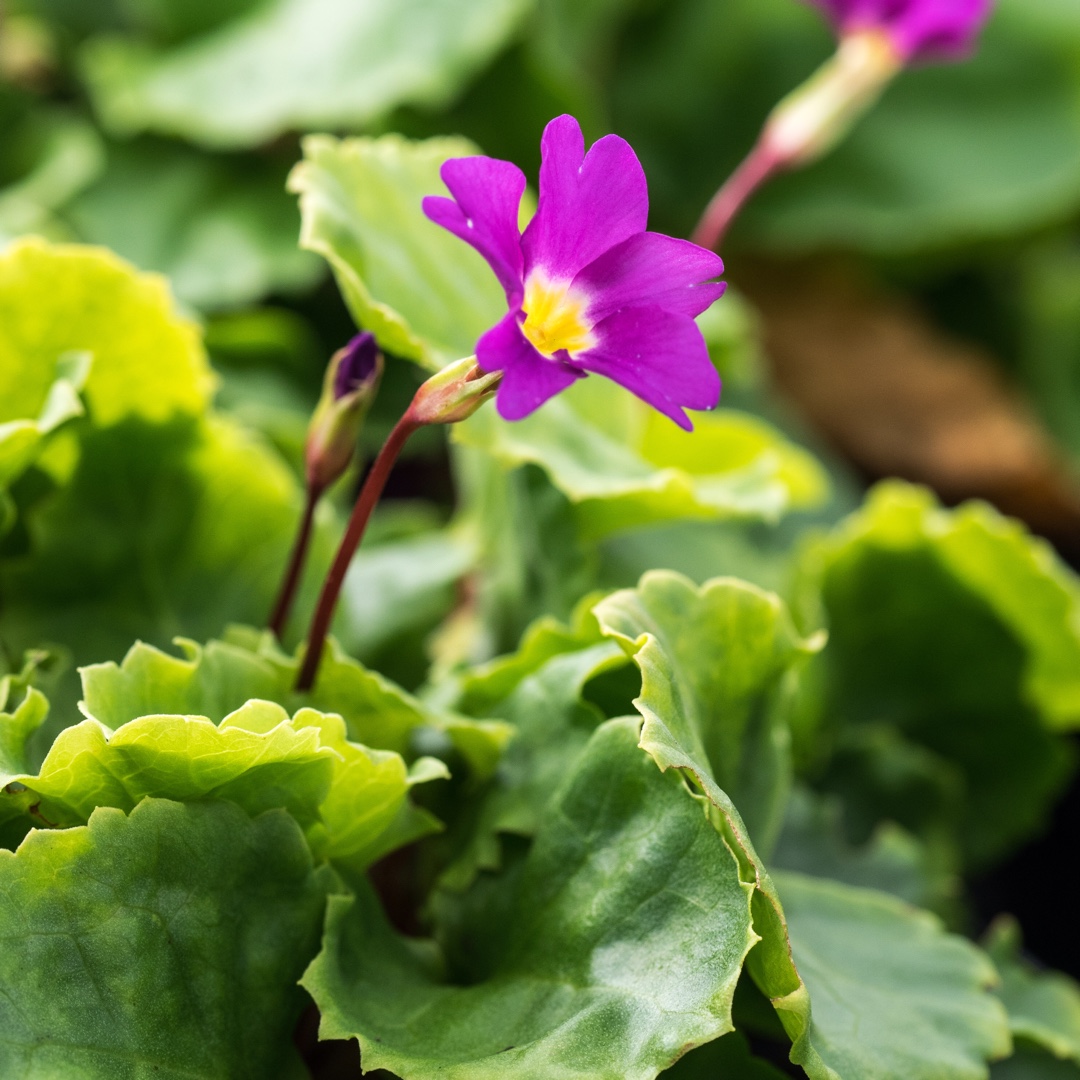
[407,357,502,427]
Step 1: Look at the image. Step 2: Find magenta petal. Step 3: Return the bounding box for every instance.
[573,306,721,431]
[422,156,527,305]
[521,114,649,282]
[477,312,583,421]
[573,232,726,323]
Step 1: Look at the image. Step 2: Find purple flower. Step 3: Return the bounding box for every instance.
[806,0,992,62]
[422,115,724,430]
[333,331,380,401]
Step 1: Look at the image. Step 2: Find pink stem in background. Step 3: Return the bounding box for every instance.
[691,141,784,253]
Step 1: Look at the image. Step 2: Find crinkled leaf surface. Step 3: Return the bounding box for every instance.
[776,871,1010,1080]
[0,237,213,426]
[4,702,334,828]
[986,918,1080,1066]
[65,139,323,311]
[0,798,328,1079]
[82,631,510,779]
[592,571,818,1069]
[84,0,531,149]
[305,718,756,1080]
[457,375,829,539]
[595,570,821,855]
[795,481,1080,865]
[289,133,504,369]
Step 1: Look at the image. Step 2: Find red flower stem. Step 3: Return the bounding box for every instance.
[691,141,783,252]
[268,484,322,640]
[295,412,421,692]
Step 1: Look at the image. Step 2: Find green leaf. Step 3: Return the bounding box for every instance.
[456,375,830,539]
[304,717,757,1080]
[595,570,822,856]
[82,630,511,780]
[83,0,531,148]
[64,139,323,311]
[592,571,821,1069]
[771,785,953,910]
[5,703,335,829]
[745,0,1080,252]
[985,917,1080,1067]
[0,350,90,491]
[0,415,323,737]
[0,237,214,427]
[0,683,49,781]
[776,871,1010,1080]
[794,481,1080,865]
[439,637,628,889]
[0,798,328,1079]
[289,132,505,370]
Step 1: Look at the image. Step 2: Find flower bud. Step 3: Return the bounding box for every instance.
[406,357,502,427]
[305,332,383,492]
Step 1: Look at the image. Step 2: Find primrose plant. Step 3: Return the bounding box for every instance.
[6,2,1080,1079]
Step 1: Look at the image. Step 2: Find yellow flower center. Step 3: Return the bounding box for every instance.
[520,272,595,357]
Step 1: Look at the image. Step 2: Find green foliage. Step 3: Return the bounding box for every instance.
[289,133,505,370]
[776,871,1010,1080]
[457,375,828,539]
[793,481,1080,866]
[64,140,323,311]
[0,798,328,1079]
[986,918,1080,1069]
[83,0,532,149]
[304,718,757,1080]
[0,237,213,426]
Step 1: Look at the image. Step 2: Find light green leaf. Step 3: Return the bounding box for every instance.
[592,571,821,1069]
[0,237,214,427]
[794,481,1080,865]
[456,376,829,539]
[304,717,757,1080]
[289,132,504,370]
[6,705,335,829]
[0,798,328,1079]
[83,629,511,781]
[65,139,323,311]
[985,917,1080,1067]
[776,871,1010,1080]
[0,684,49,781]
[84,0,532,149]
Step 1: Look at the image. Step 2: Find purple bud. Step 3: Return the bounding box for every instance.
[333,332,380,401]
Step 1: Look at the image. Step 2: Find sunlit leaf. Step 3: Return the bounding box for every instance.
[304,718,757,1080]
